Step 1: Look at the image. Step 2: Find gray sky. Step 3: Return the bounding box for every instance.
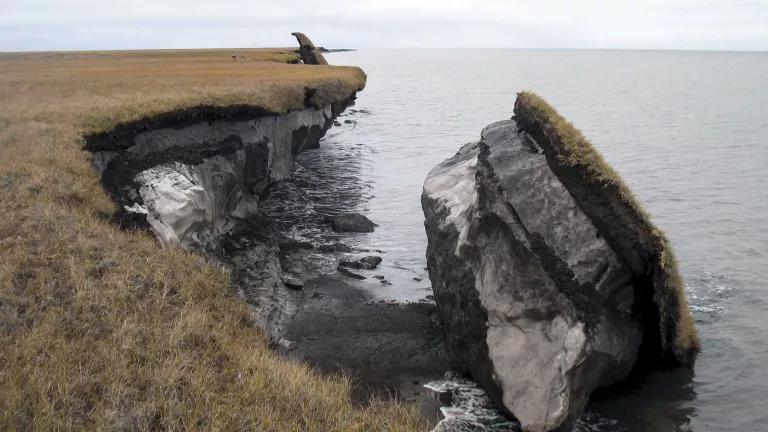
[2,0,767,52]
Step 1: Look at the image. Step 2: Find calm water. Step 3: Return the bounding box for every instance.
[313,49,768,431]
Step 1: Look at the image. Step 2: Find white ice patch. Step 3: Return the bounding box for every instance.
[423,152,479,255]
[132,163,211,248]
[118,105,335,248]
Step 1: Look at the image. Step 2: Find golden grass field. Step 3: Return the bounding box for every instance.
[0,48,423,431]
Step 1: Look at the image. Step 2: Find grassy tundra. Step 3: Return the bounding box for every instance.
[0,49,422,431]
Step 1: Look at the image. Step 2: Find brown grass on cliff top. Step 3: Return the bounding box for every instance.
[514,91,699,363]
[0,49,421,431]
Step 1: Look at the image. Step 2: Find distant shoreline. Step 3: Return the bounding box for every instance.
[318,47,357,53]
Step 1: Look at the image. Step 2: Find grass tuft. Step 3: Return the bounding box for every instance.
[0,49,420,431]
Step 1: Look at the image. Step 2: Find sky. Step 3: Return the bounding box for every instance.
[1,0,767,52]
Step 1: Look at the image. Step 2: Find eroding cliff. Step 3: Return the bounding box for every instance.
[90,104,345,248]
[87,85,360,339]
[422,93,698,431]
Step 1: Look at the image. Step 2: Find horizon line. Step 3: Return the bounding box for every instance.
[2,46,767,55]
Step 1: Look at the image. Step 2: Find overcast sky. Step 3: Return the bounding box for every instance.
[2,0,767,52]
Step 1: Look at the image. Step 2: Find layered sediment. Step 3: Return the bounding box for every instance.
[87,85,360,339]
[422,92,699,431]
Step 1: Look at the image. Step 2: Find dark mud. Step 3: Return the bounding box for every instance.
[282,274,448,403]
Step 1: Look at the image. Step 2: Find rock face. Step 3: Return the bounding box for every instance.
[291,32,329,65]
[327,213,378,232]
[91,103,351,248]
[422,93,698,431]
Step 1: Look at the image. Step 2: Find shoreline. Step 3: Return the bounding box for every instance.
[0,47,425,430]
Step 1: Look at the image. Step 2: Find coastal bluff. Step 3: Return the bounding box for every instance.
[422,92,699,431]
[0,38,426,431]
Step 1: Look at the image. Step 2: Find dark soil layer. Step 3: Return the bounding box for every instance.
[283,274,448,404]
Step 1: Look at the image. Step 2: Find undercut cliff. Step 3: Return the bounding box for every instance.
[87,84,361,339]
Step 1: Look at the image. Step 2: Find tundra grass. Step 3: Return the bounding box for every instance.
[0,49,421,431]
[514,91,699,364]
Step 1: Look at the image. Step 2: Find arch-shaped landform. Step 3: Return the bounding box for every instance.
[291,32,329,65]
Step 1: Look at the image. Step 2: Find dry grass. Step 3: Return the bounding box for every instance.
[514,91,700,365]
[0,49,421,431]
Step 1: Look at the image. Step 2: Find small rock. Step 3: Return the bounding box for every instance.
[326,213,378,233]
[337,266,366,280]
[277,338,297,351]
[318,242,352,253]
[380,279,392,285]
[412,277,422,282]
[373,275,385,280]
[310,291,323,299]
[281,276,304,290]
[333,121,341,126]
[339,255,382,270]
[344,119,354,124]
[426,294,434,300]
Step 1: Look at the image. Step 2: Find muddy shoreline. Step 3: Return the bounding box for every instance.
[211,120,452,409]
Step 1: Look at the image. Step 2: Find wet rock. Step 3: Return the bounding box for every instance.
[339,255,382,270]
[326,213,378,233]
[379,279,392,286]
[281,276,304,290]
[318,242,352,253]
[422,104,697,431]
[373,275,385,280]
[279,239,313,252]
[337,266,366,280]
[412,277,422,282]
